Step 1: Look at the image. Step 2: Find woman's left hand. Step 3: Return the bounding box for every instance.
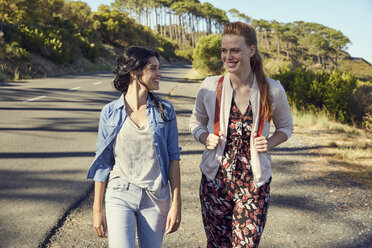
[253,132,268,152]
[165,201,181,234]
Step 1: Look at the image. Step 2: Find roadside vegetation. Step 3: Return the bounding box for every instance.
[1,0,371,81]
[292,109,372,188]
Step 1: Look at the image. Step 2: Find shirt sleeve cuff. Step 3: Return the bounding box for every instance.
[194,128,208,142]
[87,167,110,182]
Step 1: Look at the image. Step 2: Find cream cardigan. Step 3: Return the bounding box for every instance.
[190,73,293,187]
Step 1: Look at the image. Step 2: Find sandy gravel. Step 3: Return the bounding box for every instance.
[45,79,371,248]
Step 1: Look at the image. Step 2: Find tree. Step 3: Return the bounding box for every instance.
[321,27,350,64]
[228,8,250,23]
[170,1,186,48]
[280,23,298,60]
[61,1,93,34]
[271,20,287,57]
[212,7,228,33]
[114,0,145,25]
[0,0,37,23]
[0,0,65,25]
[306,32,329,67]
[201,2,214,35]
[252,19,271,52]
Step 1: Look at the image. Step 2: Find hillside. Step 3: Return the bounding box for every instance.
[339,57,372,81]
[1,0,372,83]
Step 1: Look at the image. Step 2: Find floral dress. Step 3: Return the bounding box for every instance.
[200,98,271,248]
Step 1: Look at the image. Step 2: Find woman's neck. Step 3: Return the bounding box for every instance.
[230,69,254,90]
[125,81,148,110]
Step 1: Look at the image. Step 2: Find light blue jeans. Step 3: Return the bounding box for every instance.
[105,177,167,248]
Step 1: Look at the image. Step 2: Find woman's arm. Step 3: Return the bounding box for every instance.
[87,104,115,181]
[254,81,293,152]
[165,160,181,234]
[93,181,107,238]
[190,81,210,142]
[253,130,288,152]
[199,131,223,150]
[267,131,288,151]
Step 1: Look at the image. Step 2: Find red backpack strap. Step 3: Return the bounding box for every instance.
[213,76,224,136]
[257,106,265,136]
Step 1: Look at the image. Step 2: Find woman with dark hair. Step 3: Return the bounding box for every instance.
[87,46,181,248]
[190,22,293,247]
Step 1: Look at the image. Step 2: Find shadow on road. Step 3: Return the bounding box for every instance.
[0,168,90,202]
[0,151,95,159]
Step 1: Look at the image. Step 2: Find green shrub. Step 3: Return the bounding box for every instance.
[263,58,292,76]
[323,71,357,123]
[273,69,361,124]
[353,80,372,119]
[75,34,100,62]
[192,34,222,75]
[176,49,193,61]
[17,25,45,52]
[5,22,72,64]
[5,41,31,61]
[362,113,372,131]
[154,35,177,60]
[2,18,100,64]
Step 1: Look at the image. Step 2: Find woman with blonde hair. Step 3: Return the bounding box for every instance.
[190,22,293,247]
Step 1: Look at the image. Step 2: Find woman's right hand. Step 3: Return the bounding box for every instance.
[201,131,223,150]
[93,209,107,238]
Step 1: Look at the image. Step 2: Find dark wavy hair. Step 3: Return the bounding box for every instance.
[113,46,170,121]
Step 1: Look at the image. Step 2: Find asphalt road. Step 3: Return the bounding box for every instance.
[0,64,192,248]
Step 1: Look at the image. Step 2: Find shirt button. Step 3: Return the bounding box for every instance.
[157,154,160,157]
[155,143,158,146]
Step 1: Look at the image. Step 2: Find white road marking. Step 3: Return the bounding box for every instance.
[69,87,81,91]
[24,96,46,102]
[93,81,103,85]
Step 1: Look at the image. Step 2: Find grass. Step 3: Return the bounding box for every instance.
[292,108,372,188]
[184,68,210,80]
[79,57,113,73]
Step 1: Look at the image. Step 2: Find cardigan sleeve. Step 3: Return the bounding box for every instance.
[190,79,210,142]
[271,80,293,139]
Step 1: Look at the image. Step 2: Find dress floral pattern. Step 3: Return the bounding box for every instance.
[200,98,271,248]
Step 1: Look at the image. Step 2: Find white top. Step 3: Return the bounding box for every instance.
[110,116,170,215]
[189,73,293,187]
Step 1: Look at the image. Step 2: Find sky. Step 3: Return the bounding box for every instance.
[83,0,372,63]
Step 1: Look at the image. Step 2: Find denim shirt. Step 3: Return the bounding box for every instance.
[87,94,181,186]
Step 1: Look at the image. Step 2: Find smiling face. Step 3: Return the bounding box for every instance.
[221,34,255,75]
[138,56,161,91]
